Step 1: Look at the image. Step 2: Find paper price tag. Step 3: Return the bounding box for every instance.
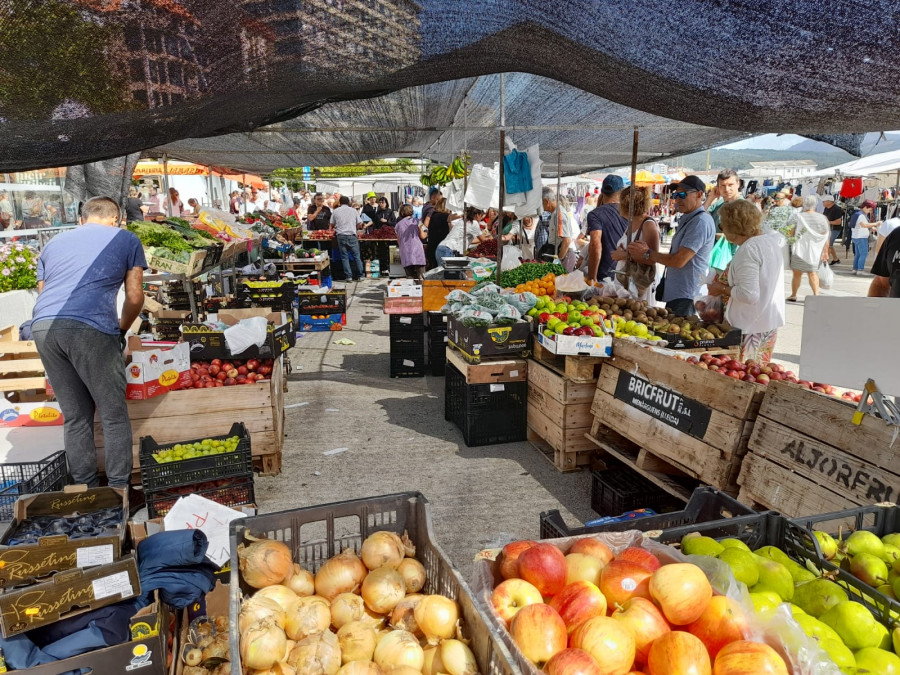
[76,545,114,568]
[490,384,505,392]
[92,571,133,600]
[403,359,414,367]
[399,317,412,325]
[473,548,501,562]
[509,370,519,377]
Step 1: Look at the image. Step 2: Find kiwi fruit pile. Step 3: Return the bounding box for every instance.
[586,296,733,341]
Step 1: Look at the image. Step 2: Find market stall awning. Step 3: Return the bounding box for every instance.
[1,1,895,172]
[810,149,900,178]
[134,160,210,176]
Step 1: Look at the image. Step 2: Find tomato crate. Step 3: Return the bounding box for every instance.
[0,451,68,522]
[591,463,685,517]
[146,474,255,518]
[228,492,517,675]
[138,422,252,493]
[539,486,755,538]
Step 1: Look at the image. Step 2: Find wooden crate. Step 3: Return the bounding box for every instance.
[590,338,765,493]
[96,356,284,479]
[0,327,49,399]
[737,381,900,517]
[446,348,526,384]
[527,359,596,472]
[532,339,603,383]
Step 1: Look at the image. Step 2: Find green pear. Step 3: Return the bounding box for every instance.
[845,530,885,559]
[793,613,842,643]
[819,639,855,671]
[719,538,751,552]
[752,558,794,602]
[854,647,900,674]
[755,545,794,567]
[792,578,848,617]
[851,552,890,587]
[883,544,900,566]
[889,569,899,585]
[878,583,897,600]
[882,533,900,549]
[820,601,882,650]
[791,565,818,584]
[789,603,806,616]
[717,548,759,587]
[892,625,900,655]
[749,590,782,614]
[682,534,725,557]
[814,530,839,560]
[876,622,892,650]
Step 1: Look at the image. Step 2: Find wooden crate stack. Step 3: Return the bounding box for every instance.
[527,358,597,472]
[586,338,765,495]
[0,327,49,401]
[737,380,898,517]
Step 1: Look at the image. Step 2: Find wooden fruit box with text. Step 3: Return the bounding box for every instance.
[94,356,284,479]
[527,358,597,472]
[589,338,765,493]
[737,380,900,517]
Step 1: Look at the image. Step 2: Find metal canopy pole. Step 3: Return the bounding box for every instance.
[242,174,247,215]
[496,74,506,283]
[206,165,214,208]
[630,127,640,190]
[162,153,171,217]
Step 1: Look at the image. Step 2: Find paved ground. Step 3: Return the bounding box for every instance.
[255,245,878,575]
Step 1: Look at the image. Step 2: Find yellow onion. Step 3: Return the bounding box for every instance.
[396,559,425,593]
[284,595,331,640]
[285,563,316,597]
[421,645,445,675]
[361,532,405,570]
[414,595,459,644]
[336,662,382,675]
[384,668,421,675]
[239,540,294,589]
[372,630,423,671]
[361,566,405,614]
[240,617,287,670]
[240,595,286,633]
[315,549,368,600]
[389,594,423,636]
[439,639,478,675]
[250,663,297,675]
[336,620,377,664]
[283,640,296,662]
[331,593,365,629]
[254,585,300,613]
[288,630,342,675]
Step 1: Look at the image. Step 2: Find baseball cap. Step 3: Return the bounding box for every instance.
[862,199,877,209]
[675,175,707,194]
[823,194,836,202]
[601,175,625,195]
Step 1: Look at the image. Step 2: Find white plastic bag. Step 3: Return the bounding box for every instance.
[463,163,500,210]
[818,261,834,289]
[500,245,521,271]
[223,316,269,354]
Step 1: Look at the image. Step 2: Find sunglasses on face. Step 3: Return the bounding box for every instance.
[672,190,698,199]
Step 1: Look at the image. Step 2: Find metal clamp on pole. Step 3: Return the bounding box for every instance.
[852,379,900,447]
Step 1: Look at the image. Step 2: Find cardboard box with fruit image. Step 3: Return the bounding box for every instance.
[125,339,192,401]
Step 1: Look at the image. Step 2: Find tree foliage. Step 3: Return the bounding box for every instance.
[271,158,416,181]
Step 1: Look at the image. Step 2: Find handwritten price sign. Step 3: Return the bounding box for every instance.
[164,495,246,567]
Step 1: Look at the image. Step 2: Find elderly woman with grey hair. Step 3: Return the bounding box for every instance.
[786,194,830,301]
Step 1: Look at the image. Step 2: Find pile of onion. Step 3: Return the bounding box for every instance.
[238,530,471,675]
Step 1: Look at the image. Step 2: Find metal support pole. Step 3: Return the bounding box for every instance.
[496,129,505,283]
[162,153,171,217]
[630,127,640,196]
[242,174,247,215]
[206,166,214,208]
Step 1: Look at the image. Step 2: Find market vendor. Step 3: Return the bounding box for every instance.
[628,175,715,316]
[869,227,900,298]
[31,197,146,489]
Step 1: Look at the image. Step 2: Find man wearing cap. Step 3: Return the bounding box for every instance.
[362,192,378,224]
[822,195,844,264]
[628,175,715,316]
[586,175,628,281]
[849,200,881,275]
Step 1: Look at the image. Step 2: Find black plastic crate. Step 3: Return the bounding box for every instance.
[390,353,426,378]
[0,451,68,522]
[591,465,685,517]
[445,362,526,446]
[425,311,448,330]
[139,422,253,492]
[146,474,255,518]
[390,314,426,334]
[428,339,447,376]
[540,486,756,539]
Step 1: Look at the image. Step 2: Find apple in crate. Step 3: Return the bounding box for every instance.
[491,578,543,626]
[517,543,567,597]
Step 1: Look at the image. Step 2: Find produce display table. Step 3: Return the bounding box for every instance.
[271,255,331,273]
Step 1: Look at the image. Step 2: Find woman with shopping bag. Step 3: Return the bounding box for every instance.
[786,195,830,301]
[609,186,660,302]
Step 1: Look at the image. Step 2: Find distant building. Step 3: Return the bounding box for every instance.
[740,160,818,180]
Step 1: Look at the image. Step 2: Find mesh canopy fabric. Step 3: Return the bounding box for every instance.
[2,0,897,172]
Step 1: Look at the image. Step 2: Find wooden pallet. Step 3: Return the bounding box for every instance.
[532,340,603,383]
[0,327,49,399]
[737,381,900,517]
[528,429,600,473]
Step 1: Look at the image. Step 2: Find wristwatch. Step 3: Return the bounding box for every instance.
[642,251,651,261]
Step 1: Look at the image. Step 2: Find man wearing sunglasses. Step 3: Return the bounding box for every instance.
[628,175,715,317]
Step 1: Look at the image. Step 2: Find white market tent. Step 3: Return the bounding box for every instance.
[810,149,900,177]
[312,173,424,199]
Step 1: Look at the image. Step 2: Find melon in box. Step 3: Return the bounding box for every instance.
[125,340,192,400]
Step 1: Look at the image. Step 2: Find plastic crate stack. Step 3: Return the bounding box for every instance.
[0,451,68,522]
[389,314,426,377]
[296,288,347,332]
[138,423,255,518]
[154,280,200,311]
[444,362,527,446]
[238,279,294,311]
[426,311,448,376]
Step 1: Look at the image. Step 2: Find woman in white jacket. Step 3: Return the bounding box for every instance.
[707,200,785,365]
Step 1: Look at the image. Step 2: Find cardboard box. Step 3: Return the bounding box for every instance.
[175,582,230,675]
[181,310,292,360]
[0,400,64,427]
[144,248,206,276]
[0,554,140,637]
[299,313,346,332]
[296,289,348,313]
[422,279,476,311]
[537,331,612,357]
[15,590,173,675]
[126,340,192,400]
[447,316,531,363]
[0,486,127,587]
[388,279,423,298]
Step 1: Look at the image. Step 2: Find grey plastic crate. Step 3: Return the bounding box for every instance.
[229,492,517,675]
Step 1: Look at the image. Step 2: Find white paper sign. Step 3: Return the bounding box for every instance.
[490,384,505,392]
[164,495,247,567]
[76,545,115,568]
[92,571,133,600]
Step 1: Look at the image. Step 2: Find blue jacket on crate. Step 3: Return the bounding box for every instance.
[0,530,216,670]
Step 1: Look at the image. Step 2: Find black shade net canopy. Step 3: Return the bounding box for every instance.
[2,0,898,173]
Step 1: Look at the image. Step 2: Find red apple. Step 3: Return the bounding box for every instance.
[197,367,209,377]
[210,358,222,366]
[699,353,713,363]
[568,538,614,566]
[226,368,239,378]
[686,357,699,364]
[208,364,221,376]
[205,381,217,388]
[611,597,671,665]
[770,364,784,373]
[570,617,636,675]
[742,374,756,382]
[247,358,259,371]
[491,578,543,626]
[744,359,758,369]
[756,374,770,385]
[769,372,783,381]
[748,366,761,377]
[565,553,605,586]
[649,563,712,626]
[727,371,742,380]
[518,543,567,597]
[236,375,247,384]
[696,362,709,370]
[548,581,607,633]
[216,371,227,381]
[500,540,537,580]
[712,640,788,675]
[615,548,661,572]
[539,313,550,324]
[214,381,223,387]
[599,560,653,607]
[223,377,236,386]
[647,631,711,675]
[687,596,748,660]
[543,648,602,675]
[708,365,719,372]
[237,365,249,375]
[509,604,567,667]
[222,361,234,372]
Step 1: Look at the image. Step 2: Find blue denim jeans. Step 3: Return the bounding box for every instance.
[336,234,364,280]
[435,245,455,267]
[852,237,869,271]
